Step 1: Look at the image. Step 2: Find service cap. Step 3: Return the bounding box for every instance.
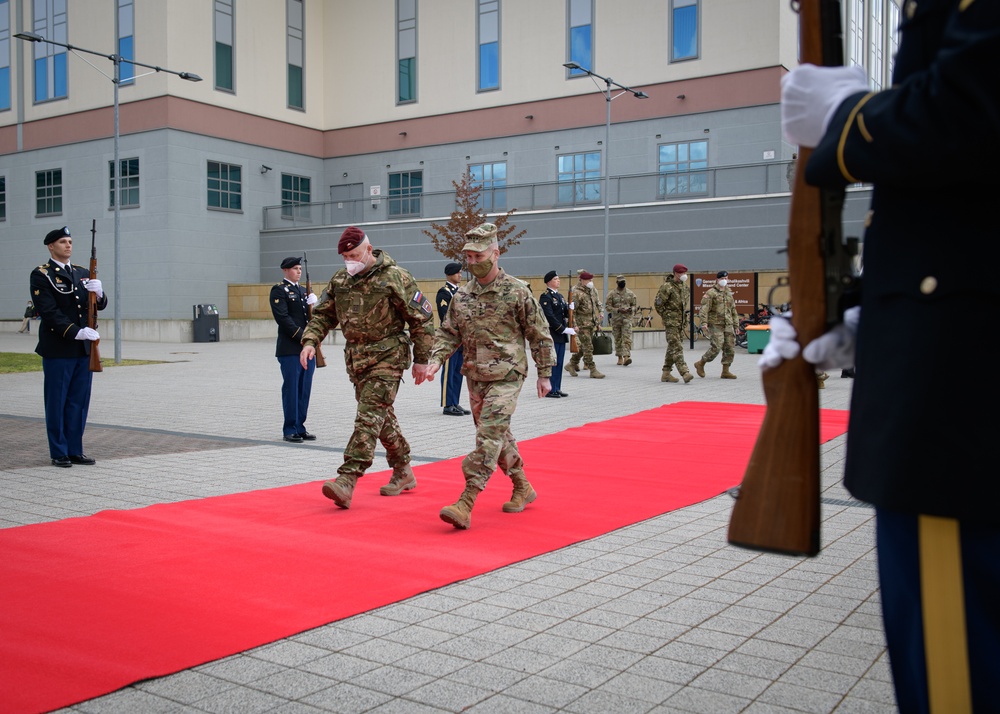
[462,223,498,252]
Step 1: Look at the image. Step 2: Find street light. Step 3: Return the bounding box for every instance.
[563,61,648,304]
[15,31,202,364]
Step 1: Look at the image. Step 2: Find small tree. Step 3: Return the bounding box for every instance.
[423,171,526,263]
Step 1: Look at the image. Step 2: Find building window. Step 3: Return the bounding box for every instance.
[215,0,234,92]
[207,161,242,211]
[1,0,11,111]
[281,173,311,219]
[388,170,422,217]
[287,0,304,109]
[36,169,63,216]
[477,0,499,92]
[117,0,135,84]
[567,0,592,75]
[658,140,708,195]
[557,152,601,204]
[31,0,68,102]
[469,162,506,212]
[397,0,416,103]
[109,157,140,208]
[0,176,6,221]
[671,0,699,62]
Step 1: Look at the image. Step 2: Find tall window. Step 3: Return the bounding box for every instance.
[477,0,499,92]
[469,162,506,211]
[658,140,708,196]
[1,0,11,111]
[31,0,68,102]
[397,0,416,103]
[671,0,699,62]
[567,0,592,75]
[36,169,63,216]
[0,176,6,221]
[207,161,242,211]
[287,0,304,109]
[281,173,311,219]
[388,170,422,217]
[557,152,600,204]
[117,0,134,84]
[215,0,234,92]
[109,157,140,208]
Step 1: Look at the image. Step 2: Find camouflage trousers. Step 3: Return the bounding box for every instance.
[611,318,633,358]
[661,324,689,373]
[338,373,410,478]
[461,376,526,491]
[569,325,597,369]
[701,325,735,365]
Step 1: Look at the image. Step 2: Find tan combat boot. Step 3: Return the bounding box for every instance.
[565,362,579,377]
[721,364,737,379]
[694,360,706,378]
[439,485,482,529]
[322,474,359,509]
[380,464,416,496]
[661,369,679,383]
[617,356,624,365]
[681,371,694,383]
[624,357,632,366]
[502,476,537,513]
[589,367,605,379]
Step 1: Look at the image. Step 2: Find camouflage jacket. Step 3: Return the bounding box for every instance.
[700,284,739,329]
[431,269,555,382]
[654,276,688,328]
[302,250,434,378]
[606,287,637,323]
[570,282,603,329]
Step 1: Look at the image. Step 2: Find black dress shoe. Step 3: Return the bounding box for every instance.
[460,407,471,415]
[51,456,72,468]
[442,405,465,416]
[297,431,317,441]
[68,454,96,465]
[557,391,569,397]
[545,392,561,398]
[283,434,304,443]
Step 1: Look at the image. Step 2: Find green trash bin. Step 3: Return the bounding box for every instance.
[746,325,770,354]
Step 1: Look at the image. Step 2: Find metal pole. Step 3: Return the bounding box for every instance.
[113,56,122,364]
[602,78,612,315]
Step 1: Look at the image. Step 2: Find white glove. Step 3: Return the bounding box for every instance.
[563,327,577,336]
[306,292,318,306]
[75,327,100,341]
[568,302,575,310]
[803,306,860,370]
[758,315,800,369]
[83,279,104,299]
[781,64,868,148]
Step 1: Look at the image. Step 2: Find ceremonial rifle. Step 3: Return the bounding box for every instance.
[87,219,103,373]
[727,0,859,556]
[566,272,578,354]
[303,252,326,368]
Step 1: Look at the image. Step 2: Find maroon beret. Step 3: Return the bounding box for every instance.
[579,271,594,281]
[672,264,688,274]
[338,226,367,254]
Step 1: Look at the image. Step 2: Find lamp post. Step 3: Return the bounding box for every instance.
[563,62,648,304]
[15,31,201,364]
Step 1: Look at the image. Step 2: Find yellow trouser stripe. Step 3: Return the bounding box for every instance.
[918,515,972,714]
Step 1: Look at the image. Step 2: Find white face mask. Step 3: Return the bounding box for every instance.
[678,273,688,283]
[586,281,594,289]
[717,279,728,288]
[345,260,368,276]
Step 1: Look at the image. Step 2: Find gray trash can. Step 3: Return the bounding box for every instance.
[193,304,220,342]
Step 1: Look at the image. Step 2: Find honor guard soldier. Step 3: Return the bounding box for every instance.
[30,226,107,467]
[538,270,573,397]
[437,262,470,416]
[270,256,318,443]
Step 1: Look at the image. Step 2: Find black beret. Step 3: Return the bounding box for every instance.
[44,226,71,245]
[716,270,729,279]
[445,262,462,276]
[280,256,302,269]
[544,270,558,283]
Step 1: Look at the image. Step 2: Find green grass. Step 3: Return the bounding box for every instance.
[0,352,165,374]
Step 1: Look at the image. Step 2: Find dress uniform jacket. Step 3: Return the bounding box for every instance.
[30,260,108,359]
[807,0,1000,523]
[538,288,570,344]
[270,279,309,357]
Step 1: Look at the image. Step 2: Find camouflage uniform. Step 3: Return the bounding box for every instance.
[430,268,555,492]
[654,273,691,378]
[302,250,433,481]
[605,282,637,363]
[698,284,739,367]
[568,281,603,372]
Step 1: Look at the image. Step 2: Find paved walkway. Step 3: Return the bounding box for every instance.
[0,332,894,713]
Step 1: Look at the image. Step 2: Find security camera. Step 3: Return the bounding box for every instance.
[260,165,273,174]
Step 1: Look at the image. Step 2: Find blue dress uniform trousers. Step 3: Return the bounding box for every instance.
[278,354,315,437]
[440,347,465,408]
[550,342,565,393]
[42,356,93,459]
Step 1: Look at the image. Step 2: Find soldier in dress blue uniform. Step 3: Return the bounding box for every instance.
[270,256,318,443]
[538,270,573,398]
[777,1,1000,709]
[30,226,108,467]
[437,262,470,416]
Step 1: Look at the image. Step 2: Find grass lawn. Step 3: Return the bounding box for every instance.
[0,352,165,374]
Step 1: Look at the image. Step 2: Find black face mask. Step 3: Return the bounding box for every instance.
[617,281,626,289]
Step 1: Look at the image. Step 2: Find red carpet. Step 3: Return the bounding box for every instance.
[0,402,848,713]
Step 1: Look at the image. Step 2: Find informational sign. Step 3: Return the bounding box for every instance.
[691,272,757,318]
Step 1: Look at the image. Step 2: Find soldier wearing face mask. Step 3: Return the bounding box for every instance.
[300,226,434,509]
[694,270,739,379]
[605,274,637,366]
[654,264,694,383]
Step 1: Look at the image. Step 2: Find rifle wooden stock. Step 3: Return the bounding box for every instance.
[728,0,843,557]
[88,219,103,373]
[566,273,578,353]
[303,253,326,368]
